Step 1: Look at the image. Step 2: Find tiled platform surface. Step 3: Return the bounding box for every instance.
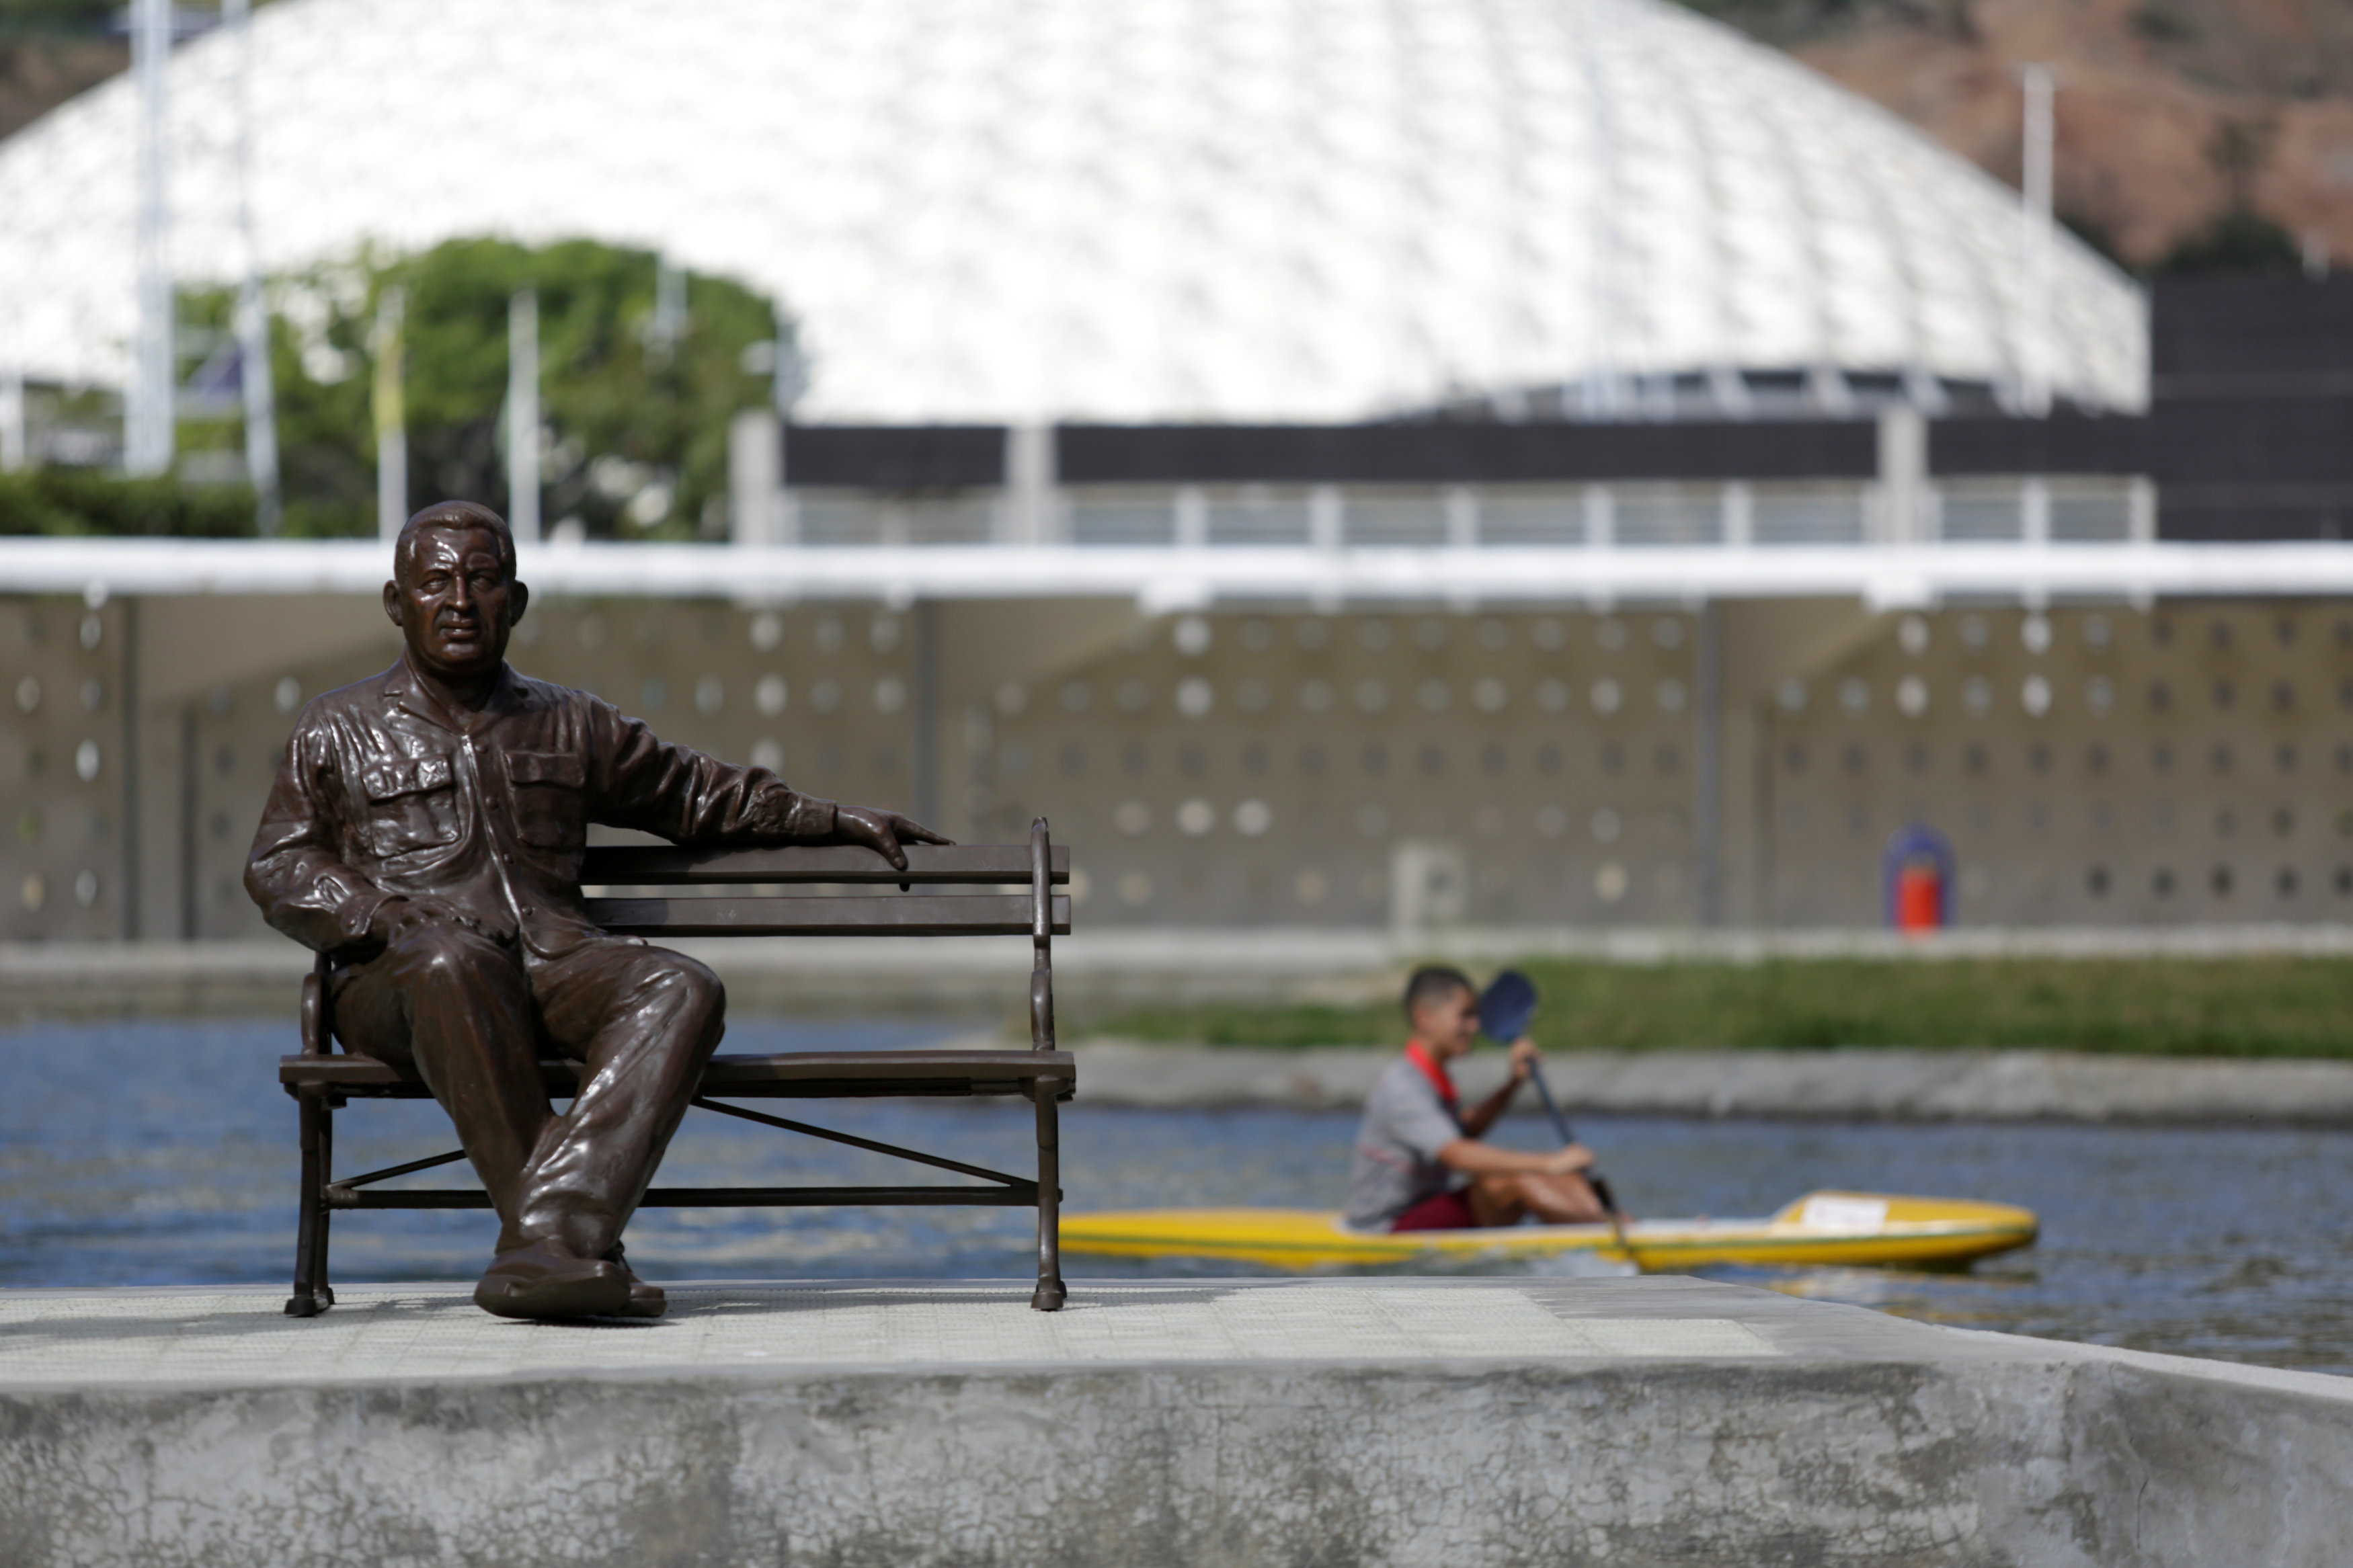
[0,1278,1783,1387]
[3,1276,2350,1567]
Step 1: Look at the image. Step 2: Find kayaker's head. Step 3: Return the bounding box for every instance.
[1402,964,1479,1060]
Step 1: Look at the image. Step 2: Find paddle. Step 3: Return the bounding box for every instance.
[1478,968,1637,1264]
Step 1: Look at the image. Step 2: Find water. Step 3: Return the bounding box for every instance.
[5,1017,2351,1375]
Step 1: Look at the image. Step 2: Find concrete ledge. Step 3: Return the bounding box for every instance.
[11,925,2353,1019]
[1,1277,2347,1567]
[1071,1040,2353,1124]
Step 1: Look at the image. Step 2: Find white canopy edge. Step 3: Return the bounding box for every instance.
[1,537,2345,610]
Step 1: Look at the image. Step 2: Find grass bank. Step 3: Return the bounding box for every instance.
[1079,956,2353,1059]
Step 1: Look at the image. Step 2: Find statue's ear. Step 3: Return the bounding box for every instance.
[381,579,405,628]
[508,579,530,626]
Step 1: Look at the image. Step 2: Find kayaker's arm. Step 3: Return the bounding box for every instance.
[1437,1139,1595,1178]
[1458,1037,1540,1137]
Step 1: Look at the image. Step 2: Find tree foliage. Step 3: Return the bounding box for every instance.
[197,235,787,540]
[0,468,255,536]
[2154,210,2308,276]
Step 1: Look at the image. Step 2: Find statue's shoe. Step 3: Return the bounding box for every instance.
[603,1243,667,1319]
[473,1240,631,1321]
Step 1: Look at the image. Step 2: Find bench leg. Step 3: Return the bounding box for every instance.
[284,1093,334,1317]
[315,1101,336,1309]
[1031,1083,1066,1311]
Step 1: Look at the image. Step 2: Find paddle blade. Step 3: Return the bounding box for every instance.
[1478,968,1538,1043]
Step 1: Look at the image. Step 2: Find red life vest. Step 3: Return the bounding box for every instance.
[1403,1039,1459,1108]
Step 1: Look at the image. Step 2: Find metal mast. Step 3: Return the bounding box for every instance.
[125,0,174,476]
[372,286,406,538]
[2018,65,2055,418]
[1577,0,1622,420]
[227,0,281,530]
[506,287,541,542]
[0,324,23,472]
[648,253,686,369]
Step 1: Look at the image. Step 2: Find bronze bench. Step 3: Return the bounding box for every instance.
[280,819,1074,1317]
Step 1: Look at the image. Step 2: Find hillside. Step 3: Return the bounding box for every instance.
[0,32,118,142]
[1700,0,2353,267]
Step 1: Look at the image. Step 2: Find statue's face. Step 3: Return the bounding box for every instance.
[383,526,528,684]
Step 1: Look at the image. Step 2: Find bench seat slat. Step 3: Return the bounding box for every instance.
[581,843,1068,885]
[284,1048,1076,1102]
[582,893,1071,937]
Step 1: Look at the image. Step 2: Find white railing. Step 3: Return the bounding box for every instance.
[1929,477,2154,544]
[800,478,2148,551]
[6,527,2352,608]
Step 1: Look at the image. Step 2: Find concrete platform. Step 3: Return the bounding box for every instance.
[3,1276,2349,1566]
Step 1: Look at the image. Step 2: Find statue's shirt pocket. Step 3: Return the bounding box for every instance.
[359,755,458,857]
[508,750,588,849]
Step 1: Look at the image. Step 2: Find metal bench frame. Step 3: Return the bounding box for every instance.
[279,819,1074,1317]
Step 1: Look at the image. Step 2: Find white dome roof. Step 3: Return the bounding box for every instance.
[0,0,2146,423]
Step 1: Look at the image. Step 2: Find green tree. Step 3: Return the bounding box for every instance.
[0,468,255,537]
[210,236,788,540]
[2156,210,2306,275]
[2155,116,2307,276]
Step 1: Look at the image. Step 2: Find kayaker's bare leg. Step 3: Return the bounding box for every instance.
[1468,1171,1607,1226]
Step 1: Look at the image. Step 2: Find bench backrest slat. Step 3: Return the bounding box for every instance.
[581,843,1068,886]
[584,893,1074,938]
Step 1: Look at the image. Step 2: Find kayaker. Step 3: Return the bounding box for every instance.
[1344,965,1607,1231]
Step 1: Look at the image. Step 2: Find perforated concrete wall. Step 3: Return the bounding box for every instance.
[5,592,2350,940]
[1767,602,2353,925]
[3,597,135,942]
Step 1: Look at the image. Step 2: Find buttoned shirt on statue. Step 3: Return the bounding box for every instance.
[246,655,838,960]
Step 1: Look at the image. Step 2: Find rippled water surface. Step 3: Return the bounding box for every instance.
[5,1017,2350,1374]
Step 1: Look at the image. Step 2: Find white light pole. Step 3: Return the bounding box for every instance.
[2018,64,2055,419]
[771,318,807,419]
[0,337,23,472]
[125,0,174,476]
[1578,0,1622,420]
[506,287,541,542]
[648,253,686,368]
[227,0,280,532]
[770,312,808,541]
[372,286,406,539]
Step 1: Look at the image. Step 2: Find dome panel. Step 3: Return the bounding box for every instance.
[0,0,2147,421]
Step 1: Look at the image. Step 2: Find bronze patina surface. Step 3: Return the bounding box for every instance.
[247,500,945,1320]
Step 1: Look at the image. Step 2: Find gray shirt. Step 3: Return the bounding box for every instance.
[1344,1057,1466,1230]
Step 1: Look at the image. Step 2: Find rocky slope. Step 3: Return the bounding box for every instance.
[0,34,120,142]
[1710,0,2353,267]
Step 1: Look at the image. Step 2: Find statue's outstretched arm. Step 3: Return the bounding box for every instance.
[585,696,950,866]
[588,696,836,843]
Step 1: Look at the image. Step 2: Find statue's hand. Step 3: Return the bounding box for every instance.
[834,805,953,872]
[368,893,481,944]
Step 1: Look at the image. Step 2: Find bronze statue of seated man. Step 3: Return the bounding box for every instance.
[245,500,947,1321]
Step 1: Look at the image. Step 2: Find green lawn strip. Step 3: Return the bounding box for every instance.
[1074,957,2353,1059]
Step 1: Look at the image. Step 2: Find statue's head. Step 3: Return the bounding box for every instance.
[382,500,529,686]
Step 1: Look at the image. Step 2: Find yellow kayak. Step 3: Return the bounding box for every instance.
[1062,1190,2038,1273]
